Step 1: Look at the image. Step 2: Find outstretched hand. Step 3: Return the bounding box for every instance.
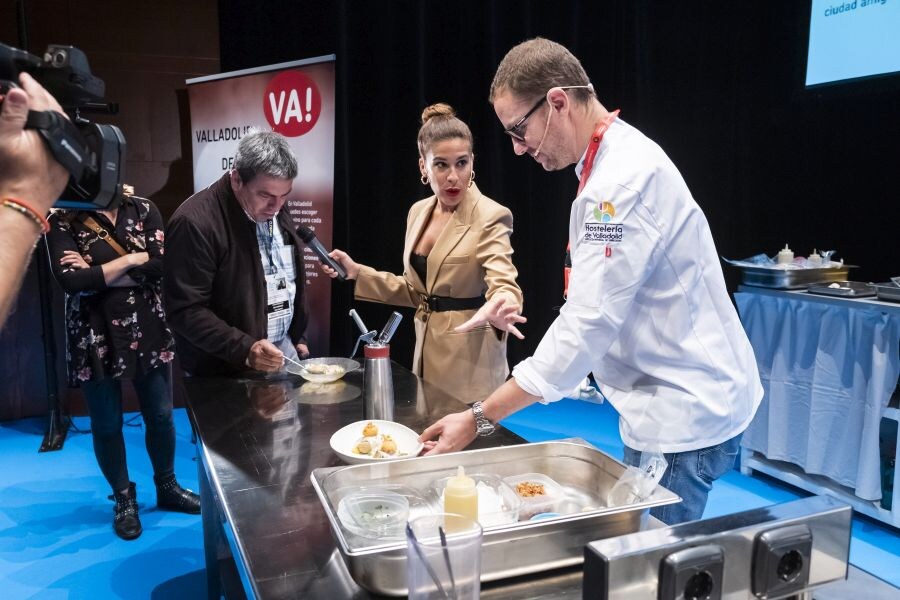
[418,409,478,456]
[453,295,526,339]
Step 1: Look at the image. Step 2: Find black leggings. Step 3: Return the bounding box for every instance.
[81,365,175,493]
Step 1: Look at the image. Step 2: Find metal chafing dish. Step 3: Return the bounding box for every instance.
[807,281,876,298]
[310,438,680,596]
[739,265,853,290]
[875,281,900,302]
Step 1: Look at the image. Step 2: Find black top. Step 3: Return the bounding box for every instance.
[410,252,427,285]
[46,197,176,385]
[163,173,308,376]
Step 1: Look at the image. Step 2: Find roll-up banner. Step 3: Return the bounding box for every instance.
[186,55,336,355]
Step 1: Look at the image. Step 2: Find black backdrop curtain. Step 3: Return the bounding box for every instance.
[219,0,900,368]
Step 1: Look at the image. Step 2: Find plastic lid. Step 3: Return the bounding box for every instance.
[339,491,409,538]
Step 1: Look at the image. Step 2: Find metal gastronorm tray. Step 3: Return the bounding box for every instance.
[310,438,681,596]
[739,265,852,290]
[807,281,876,298]
[875,281,900,302]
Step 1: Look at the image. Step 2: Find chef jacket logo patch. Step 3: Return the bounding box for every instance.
[584,223,623,244]
[593,201,616,223]
[585,200,622,244]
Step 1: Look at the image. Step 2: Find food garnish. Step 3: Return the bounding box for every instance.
[515,481,546,497]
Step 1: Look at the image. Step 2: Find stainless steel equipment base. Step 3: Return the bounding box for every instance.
[584,495,852,600]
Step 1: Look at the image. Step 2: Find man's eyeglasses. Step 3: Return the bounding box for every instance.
[503,97,546,142]
[502,84,595,143]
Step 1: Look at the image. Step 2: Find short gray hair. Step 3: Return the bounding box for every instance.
[233,129,298,183]
[490,37,593,106]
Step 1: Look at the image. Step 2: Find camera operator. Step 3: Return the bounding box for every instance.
[0,72,69,326]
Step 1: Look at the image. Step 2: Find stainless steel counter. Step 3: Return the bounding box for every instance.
[183,361,900,599]
[185,362,532,599]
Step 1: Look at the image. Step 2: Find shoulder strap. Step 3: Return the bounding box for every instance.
[79,215,129,257]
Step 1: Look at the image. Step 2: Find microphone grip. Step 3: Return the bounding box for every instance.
[308,237,347,281]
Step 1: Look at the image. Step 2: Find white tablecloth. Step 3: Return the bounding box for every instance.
[736,290,900,500]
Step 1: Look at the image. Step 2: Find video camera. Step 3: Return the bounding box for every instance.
[0,43,126,210]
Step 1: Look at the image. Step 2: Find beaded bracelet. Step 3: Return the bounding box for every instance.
[2,197,51,234]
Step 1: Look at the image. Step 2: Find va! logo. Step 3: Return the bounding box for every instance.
[593,200,616,223]
[263,71,321,137]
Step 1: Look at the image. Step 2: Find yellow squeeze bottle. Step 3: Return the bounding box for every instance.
[444,465,478,526]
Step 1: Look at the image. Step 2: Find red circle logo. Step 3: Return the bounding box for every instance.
[262,71,321,137]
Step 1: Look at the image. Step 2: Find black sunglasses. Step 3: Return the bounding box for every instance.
[503,97,547,142]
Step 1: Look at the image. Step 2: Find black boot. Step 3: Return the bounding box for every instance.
[155,474,201,514]
[112,482,142,540]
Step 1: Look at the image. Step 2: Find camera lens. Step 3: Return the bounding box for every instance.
[49,48,67,67]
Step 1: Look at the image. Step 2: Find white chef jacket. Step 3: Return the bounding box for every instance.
[512,118,763,453]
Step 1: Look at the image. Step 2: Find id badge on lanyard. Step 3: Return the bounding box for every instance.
[266,274,291,319]
[263,219,291,322]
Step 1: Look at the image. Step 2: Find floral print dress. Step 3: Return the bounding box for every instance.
[46,197,175,386]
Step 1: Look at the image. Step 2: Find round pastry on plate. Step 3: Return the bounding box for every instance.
[329,420,423,465]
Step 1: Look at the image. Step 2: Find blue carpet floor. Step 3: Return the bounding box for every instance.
[0,412,205,600]
[0,400,898,598]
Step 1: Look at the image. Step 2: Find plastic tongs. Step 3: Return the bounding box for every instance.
[349,309,377,358]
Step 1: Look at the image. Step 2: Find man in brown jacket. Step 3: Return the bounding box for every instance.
[164,131,309,376]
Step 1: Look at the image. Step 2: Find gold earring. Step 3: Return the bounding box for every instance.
[421,174,429,185]
[468,170,475,189]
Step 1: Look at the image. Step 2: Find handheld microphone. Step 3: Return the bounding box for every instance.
[296,225,347,281]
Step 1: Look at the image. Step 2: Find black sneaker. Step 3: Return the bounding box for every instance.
[112,482,142,540]
[154,474,201,514]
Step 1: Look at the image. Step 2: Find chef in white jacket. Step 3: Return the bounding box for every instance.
[421,37,763,524]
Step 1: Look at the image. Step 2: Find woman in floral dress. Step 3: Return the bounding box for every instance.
[46,189,199,540]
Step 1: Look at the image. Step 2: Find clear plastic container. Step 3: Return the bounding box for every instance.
[503,473,566,519]
[407,513,482,600]
[337,490,409,539]
[431,473,521,527]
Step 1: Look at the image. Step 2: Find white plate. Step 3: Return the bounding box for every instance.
[330,420,424,465]
[286,357,360,383]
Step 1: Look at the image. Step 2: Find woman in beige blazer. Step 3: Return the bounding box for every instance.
[325,103,525,402]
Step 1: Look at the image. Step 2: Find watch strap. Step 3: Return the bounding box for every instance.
[472,401,495,437]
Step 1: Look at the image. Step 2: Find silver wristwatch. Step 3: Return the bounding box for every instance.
[472,401,496,437]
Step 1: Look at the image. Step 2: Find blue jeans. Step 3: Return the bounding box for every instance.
[623,433,742,525]
[81,365,175,493]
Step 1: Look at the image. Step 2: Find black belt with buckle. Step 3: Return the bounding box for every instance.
[425,295,485,312]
